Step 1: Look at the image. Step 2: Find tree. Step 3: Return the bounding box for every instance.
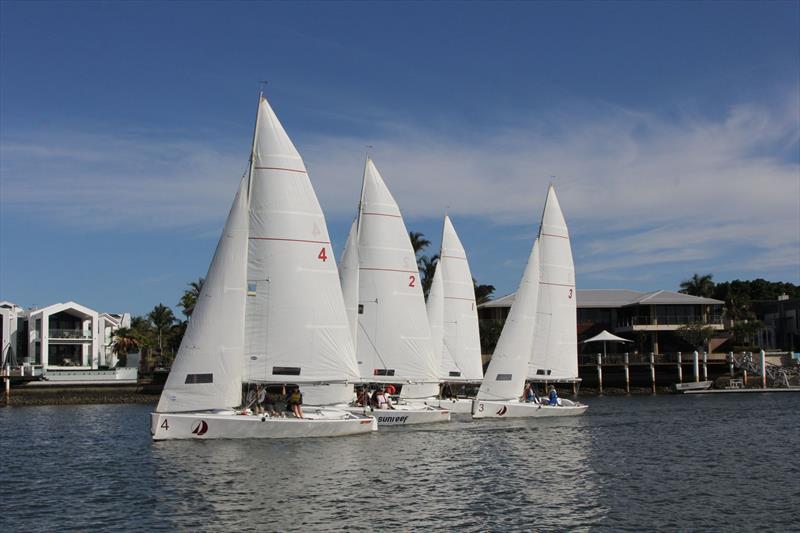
[408,231,431,258]
[675,321,716,351]
[479,319,504,355]
[178,277,205,318]
[111,327,138,367]
[147,304,176,355]
[419,254,439,299]
[474,280,496,305]
[680,273,715,298]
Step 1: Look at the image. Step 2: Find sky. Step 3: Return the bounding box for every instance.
[1,1,798,316]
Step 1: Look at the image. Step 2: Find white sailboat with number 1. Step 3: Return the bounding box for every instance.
[151,95,376,440]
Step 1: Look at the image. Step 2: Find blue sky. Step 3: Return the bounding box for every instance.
[1,1,798,316]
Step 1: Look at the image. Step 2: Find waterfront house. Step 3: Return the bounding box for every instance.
[478,289,726,356]
[0,301,134,381]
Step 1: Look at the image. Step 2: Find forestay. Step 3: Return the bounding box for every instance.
[355,159,439,393]
[477,239,541,401]
[528,185,578,382]
[157,176,249,413]
[243,97,360,392]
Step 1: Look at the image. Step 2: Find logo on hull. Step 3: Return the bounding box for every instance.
[496,406,508,416]
[377,415,409,424]
[191,420,209,436]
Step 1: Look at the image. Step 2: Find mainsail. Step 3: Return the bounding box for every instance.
[351,158,439,395]
[156,176,249,413]
[528,184,578,382]
[477,239,541,401]
[243,97,360,396]
[439,215,483,382]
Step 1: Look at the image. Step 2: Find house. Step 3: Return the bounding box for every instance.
[0,300,133,380]
[478,289,725,355]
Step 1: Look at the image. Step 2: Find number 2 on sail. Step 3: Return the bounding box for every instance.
[408,275,416,287]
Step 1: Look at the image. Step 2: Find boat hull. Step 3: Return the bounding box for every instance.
[472,399,588,419]
[151,409,377,441]
[419,397,474,414]
[346,405,451,426]
[674,380,713,392]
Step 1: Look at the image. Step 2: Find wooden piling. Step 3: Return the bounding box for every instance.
[650,352,656,394]
[677,352,683,383]
[597,354,603,395]
[693,351,699,383]
[702,351,708,381]
[624,352,630,394]
[728,352,734,377]
[760,349,767,389]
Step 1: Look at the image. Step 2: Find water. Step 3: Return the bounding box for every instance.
[2,395,798,532]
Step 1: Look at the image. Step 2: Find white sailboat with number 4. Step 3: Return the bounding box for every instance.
[151,95,376,440]
[342,158,450,426]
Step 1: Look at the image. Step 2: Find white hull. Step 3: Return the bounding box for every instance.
[418,397,475,414]
[674,380,713,392]
[346,404,451,426]
[151,409,377,441]
[472,399,588,419]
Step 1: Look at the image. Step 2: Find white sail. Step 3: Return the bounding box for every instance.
[477,239,541,401]
[440,215,483,382]
[355,158,439,395]
[243,96,360,393]
[529,185,578,382]
[426,257,451,378]
[339,218,360,351]
[157,176,249,413]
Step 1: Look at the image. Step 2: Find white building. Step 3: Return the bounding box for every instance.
[0,300,131,373]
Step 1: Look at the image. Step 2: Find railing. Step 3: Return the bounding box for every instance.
[48,329,92,340]
[617,316,723,328]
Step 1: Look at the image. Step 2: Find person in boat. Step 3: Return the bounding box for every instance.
[286,387,304,418]
[373,388,395,410]
[245,386,258,412]
[547,385,559,406]
[523,383,538,404]
[384,384,397,396]
[255,385,266,414]
[263,387,278,417]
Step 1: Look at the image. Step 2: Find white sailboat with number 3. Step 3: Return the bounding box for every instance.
[473,184,587,419]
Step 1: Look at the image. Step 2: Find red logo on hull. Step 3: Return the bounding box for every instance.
[191,420,209,436]
[496,406,508,416]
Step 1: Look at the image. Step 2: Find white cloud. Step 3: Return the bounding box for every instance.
[1,93,798,284]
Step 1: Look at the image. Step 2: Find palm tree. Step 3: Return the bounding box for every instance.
[147,304,176,355]
[419,254,439,299]
[408,231,431,267]
[111,327,139,367]
[179,277,205,318]
[473,280,496,305]
[679,273,715,298]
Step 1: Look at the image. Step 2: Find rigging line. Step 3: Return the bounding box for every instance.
[356,309,391,377]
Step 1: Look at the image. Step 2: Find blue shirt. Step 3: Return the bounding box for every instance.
[548,390,558,406]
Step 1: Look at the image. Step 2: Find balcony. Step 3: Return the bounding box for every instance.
[48,329,93,340]
[616,315,724,332]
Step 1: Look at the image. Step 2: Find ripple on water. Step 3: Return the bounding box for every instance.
[2,394,799,532]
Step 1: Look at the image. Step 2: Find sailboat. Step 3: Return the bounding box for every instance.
[473,185,587,418]
[151,95,376,440]
[341,158,450,426]
[420,215,483,413]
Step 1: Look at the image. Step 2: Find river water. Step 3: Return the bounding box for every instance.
[2,394,798,532]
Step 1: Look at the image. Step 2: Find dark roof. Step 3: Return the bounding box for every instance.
[479,289,723,309]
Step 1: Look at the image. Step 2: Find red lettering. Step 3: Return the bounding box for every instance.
[318,247,328,262]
